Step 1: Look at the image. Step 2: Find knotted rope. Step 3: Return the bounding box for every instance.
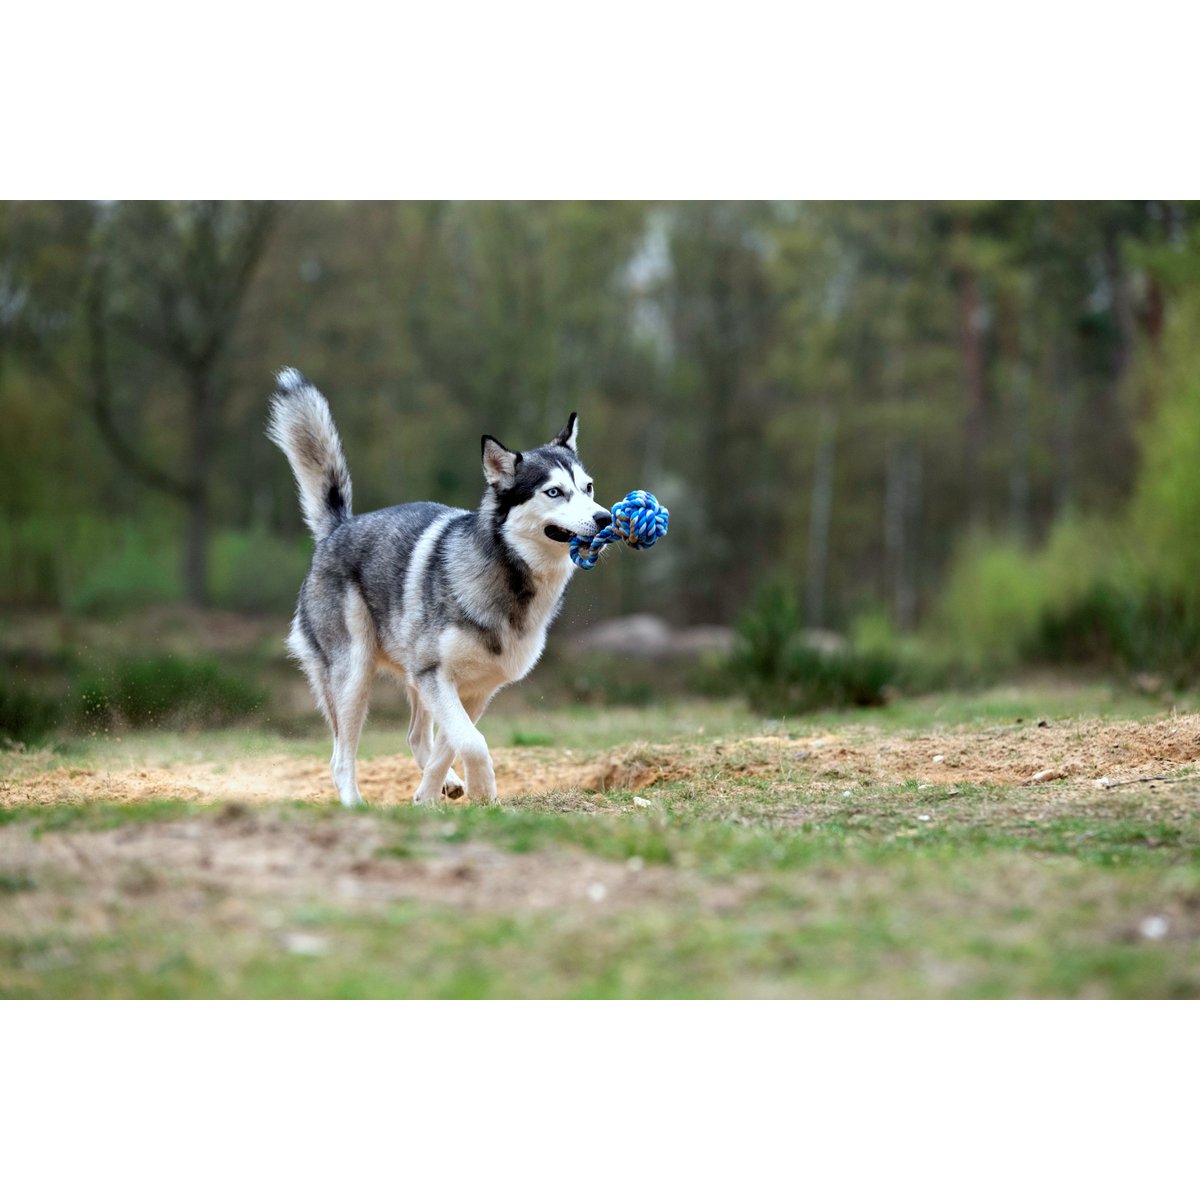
[570,489,670,570]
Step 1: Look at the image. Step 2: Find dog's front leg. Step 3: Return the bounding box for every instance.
[406,683,465,799]
[412,674,496,804]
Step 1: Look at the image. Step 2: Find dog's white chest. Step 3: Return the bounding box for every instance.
[438,563,571,693]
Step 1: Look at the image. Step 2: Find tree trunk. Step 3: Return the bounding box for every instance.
[184,486,209,608]
[884,441,920,630]
[805,404,837,628]
[184,368,214,607]
[1001,301,1032,543]
[1008,360,1032,542]
[958,265,989,528]
[1050,344,1075,517]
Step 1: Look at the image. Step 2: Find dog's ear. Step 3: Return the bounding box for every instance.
[482,435,521,487]
[551,412,578,454]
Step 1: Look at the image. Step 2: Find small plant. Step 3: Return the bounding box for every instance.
[74,655,265,730]
[511,730,554,747]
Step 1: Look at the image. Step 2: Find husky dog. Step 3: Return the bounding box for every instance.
[267,368,610,807]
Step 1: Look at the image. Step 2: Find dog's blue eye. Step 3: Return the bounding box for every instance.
[546,487,561,498]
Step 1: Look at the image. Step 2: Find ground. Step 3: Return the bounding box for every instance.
[2,684,1198,998]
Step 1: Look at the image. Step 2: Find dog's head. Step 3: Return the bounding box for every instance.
[481,414,610,568]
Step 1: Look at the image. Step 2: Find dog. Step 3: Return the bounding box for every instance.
[267,368,610,806]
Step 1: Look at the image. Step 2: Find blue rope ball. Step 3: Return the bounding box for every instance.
[570,490,670,570]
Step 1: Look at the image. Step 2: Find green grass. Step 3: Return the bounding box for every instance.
[2,796,1196,997]
[2,688,1198,998]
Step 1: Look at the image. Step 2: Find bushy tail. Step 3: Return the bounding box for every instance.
[266,368,353,541]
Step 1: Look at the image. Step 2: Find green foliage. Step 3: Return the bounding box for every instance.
[210,529,309,613]
[1130,264,1200,602]
[1030,585,1200,681]
[68,532,182,615]
[0,514,181,613]
[932,234,1200,680]
[725,583,945,714]
[74,656,265,730]
[0,516,308,615]
[938,536,1047,667]
[564,655,659,707]
[934,516,1149,671]
[0,679,61,745]
[510,730,554,747]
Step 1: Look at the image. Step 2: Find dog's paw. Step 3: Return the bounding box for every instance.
[442,768,466,800]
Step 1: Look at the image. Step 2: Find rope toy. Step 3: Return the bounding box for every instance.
[570,490,670,570]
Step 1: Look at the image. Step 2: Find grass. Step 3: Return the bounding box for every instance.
[2,686,1198,998]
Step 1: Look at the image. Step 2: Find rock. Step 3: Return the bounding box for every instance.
[672,625,736,657]
[282,932,328,957]
[574,614,674,658]
[572,615,734,660]
[799,628,848,656]
[1028,767,1068,784]
[1139,915,1169,941]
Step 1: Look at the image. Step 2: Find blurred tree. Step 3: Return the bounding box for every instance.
[4,199,1199,632]
[85,201,279,604]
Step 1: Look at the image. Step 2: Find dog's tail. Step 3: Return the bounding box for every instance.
[267,368,353,541]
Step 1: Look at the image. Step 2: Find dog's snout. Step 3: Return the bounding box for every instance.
[593,509,612,530]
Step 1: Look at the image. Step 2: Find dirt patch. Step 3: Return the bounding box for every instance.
[0,807,746,925]
[803,714,1200,791]
[4,713,1200,808]
[0,747,603,808]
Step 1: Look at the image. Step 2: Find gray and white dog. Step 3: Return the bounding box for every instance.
[267,368,610,807]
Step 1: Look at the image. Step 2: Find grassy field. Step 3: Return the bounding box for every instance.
[2,684,1199,998]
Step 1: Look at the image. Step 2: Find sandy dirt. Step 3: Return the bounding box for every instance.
[0,806,752,928]
[4,713,1200,808]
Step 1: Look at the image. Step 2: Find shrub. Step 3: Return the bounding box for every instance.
[74,656,265,730]
[1028,584,1200,682]
[0,680,61,746]
[937,535,1049,668]
[725,583,945,715]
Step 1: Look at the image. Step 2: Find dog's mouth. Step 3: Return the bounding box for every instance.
[544,524,575,544]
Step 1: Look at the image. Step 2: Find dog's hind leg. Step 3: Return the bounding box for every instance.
[405,684,465,799]
[289,615,340,740]
[327,592,377,807]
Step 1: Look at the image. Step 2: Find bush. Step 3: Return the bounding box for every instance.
[937,536,1049,668]
[1029,584,1200,682]
[0,680,61,746]
[725,583,944,715]
[74,656,265,730]
[934,518,1138,672]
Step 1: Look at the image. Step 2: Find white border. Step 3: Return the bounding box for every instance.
[3,1001,1195,1197]
[7,2,1199,198]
